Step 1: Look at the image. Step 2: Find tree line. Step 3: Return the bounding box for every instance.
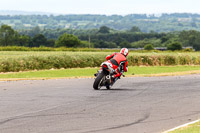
[1,24,200,50]
[1,13,200,32]
[0,25,89,48]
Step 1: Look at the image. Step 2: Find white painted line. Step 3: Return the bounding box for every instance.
[163,119,200,133]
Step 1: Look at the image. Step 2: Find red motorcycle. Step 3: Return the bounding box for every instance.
[93,60,125,90]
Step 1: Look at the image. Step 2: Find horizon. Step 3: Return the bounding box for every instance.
[1,10,200,16]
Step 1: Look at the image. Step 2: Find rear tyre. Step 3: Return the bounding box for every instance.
[93,72,105,90]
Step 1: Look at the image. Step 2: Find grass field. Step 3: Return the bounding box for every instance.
[1,66,200,80]
[1,51,200,61]
[168,120,200,133]
[1,51,200,58]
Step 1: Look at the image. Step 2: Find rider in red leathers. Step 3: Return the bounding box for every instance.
[106,48,129,79]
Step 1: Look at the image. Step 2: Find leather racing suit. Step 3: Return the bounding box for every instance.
[106,52,128,78]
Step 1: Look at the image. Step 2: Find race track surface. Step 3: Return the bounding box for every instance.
[0,75,200,133]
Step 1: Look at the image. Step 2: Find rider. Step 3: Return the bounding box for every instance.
[106,48,129,79]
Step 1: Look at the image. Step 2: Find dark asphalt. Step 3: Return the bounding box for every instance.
[0,75,200,133]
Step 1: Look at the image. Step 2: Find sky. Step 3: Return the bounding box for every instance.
[0,0,200,15]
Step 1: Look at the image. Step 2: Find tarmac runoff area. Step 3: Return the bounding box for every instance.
[0,74,200,133]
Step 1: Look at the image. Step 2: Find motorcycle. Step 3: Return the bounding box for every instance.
[93,61,125,90]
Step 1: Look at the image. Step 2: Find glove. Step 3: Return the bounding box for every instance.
[112,75,116,78]
[106,55,110,60]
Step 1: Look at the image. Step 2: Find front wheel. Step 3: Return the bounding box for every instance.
[93,72,105,90]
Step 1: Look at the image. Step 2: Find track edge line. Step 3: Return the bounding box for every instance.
[162,119,200,133]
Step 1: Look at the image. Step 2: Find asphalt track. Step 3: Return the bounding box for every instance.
[0,75,200,133]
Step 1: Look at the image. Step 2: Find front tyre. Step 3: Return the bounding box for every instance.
[93,72,105,90]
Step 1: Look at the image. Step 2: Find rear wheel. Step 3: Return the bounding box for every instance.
[93,72,105,90]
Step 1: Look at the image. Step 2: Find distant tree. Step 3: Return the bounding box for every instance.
[131,39,153,48]
[107,42,117,48]
[144,44,154,50]
[129,26,141,32]
[18,35,31,46]
[94,40,107,48]
[167,42,182,51]
[93,40,117,48]
[32,34,47,47]
[178,23,183,27]
[2,13,200,32]
[55,33,81,47]
[119,41,132,48]
[80,41,94,48]
[0,25,19,46]
[191,22,197,27]
[29,26,41,37]
[98,26,110,33]
[161,36,169,43]
[149,30,156,34]
[179,30,200,50]
[46,39,55,47]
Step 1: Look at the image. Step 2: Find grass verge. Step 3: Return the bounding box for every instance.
[1,66,200,81]
[166,120,200,133]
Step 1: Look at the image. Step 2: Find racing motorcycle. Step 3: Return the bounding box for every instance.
[93,61,125,90]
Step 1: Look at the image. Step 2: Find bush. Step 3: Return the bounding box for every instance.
[167,42,183,51]
[0,46,120,52]
[0,53,106,72]
[55,33,81,47]
[144,44,154,50]
[182,48,194,52]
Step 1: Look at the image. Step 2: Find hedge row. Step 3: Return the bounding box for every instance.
[128,55,200,66]
[0,54,200,72]
[0,54,106,72]
[0,46,120,52]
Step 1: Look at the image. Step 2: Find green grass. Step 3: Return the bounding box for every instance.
[168,121,200,133]
[130,66,200,75]
[1,66,200,79]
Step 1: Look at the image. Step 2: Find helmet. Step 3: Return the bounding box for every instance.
[120,48,129,57]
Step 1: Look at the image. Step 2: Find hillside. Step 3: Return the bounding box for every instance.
[0,12,200,32]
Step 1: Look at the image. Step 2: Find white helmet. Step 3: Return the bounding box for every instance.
[120,48,129,57]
